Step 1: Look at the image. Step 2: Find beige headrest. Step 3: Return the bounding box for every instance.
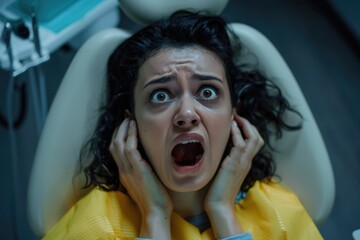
[119,0,229,24]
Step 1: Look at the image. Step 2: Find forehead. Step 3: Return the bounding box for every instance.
[138,47,226,80]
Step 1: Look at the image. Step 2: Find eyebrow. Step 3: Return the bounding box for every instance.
[143,73,223,89]
[192,73,223,83]
[143,74,176,89]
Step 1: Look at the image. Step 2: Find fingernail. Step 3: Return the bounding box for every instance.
[129,120,135,127]
[232,120,237,127]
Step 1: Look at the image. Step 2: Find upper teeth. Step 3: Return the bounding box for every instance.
[180,140,199,144]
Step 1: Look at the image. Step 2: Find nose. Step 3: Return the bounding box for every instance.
[173,96,200,128]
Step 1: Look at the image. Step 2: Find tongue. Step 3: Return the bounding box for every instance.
[172,142,203,166]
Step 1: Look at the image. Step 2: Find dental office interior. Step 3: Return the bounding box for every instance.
[1,0,359,239]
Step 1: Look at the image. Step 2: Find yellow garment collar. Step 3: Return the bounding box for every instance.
[43,181,322,239]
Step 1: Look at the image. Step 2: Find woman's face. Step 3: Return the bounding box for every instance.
[134,46,233,192]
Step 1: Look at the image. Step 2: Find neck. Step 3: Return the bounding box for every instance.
[167,187,208,218]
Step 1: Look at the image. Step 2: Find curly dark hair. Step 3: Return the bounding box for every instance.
[82,11,301,192]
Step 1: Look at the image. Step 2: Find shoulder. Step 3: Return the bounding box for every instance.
[43,188,141,239]
[234,181,323,240]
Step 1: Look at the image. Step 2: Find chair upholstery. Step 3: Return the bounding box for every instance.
[27,2,335,237]
[27,28,131,236]
[229,23,335,224]
[119,0,229,24]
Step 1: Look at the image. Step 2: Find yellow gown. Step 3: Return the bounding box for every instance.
[43,181,323,239]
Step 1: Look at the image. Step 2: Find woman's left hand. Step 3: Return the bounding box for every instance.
[204,113,264,238]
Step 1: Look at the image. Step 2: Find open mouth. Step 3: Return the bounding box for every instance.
[171,140,204,167]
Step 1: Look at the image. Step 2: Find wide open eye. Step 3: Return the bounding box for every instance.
[198,86,218,100]
[150,90,172,103]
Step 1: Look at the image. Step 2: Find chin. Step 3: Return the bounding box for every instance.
[165,175,212,193]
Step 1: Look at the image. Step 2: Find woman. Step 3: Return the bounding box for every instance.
[44,11,322,239]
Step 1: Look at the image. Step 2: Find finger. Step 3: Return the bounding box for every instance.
[233,115,254,140]
[237,117,258,145]
[113,118,130,143]
[243,121,264,151]
[251,124,264,150]
[236,116,264,159]
[224,120,246,166]
[110,118,131,171]
[232,115,264,159]
[124,120,149,172]
[231,120,246,149]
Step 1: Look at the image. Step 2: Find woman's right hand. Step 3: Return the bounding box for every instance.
[109,118,173,239]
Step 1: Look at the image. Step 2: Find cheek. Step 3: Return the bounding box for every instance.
[137,111,166,133]
[137,117,155,145]
[136,114,167,158]
[206,110,232,157]
[213,119,231,147]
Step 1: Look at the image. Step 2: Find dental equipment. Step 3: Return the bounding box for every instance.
[3,21,21,240]
[28,13,48,133]
[0,13,30,39]
[0,1,120,238]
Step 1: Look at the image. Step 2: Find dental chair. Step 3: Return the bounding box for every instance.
[27,0,335,237]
